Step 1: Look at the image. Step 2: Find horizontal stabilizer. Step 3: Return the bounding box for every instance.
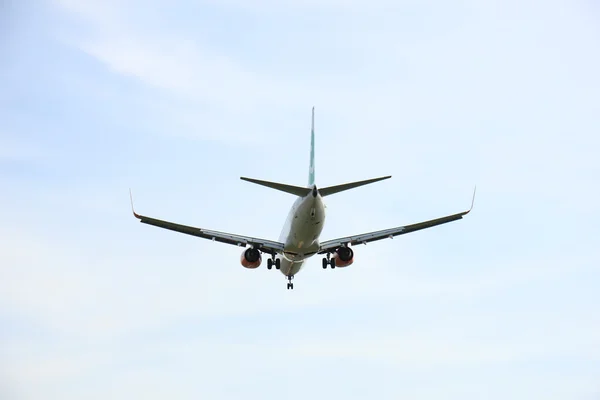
[240,177,312,197]
[319,176,391,197]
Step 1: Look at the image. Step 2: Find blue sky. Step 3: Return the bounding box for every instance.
[1,0,599,398]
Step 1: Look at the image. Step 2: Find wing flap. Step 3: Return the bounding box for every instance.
[130,191,284,255]
[318,187,476,253]
[136,214,284,255]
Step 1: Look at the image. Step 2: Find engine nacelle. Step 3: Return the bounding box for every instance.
[241,248,262,269]
[332,246,354,268]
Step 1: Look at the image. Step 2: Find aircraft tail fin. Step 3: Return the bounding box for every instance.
[240,177,312,197]
[319,176,392,197]
[308,106,315,187]
[241,108,389,198]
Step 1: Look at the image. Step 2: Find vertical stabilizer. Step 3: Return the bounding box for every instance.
[308,107,315,187]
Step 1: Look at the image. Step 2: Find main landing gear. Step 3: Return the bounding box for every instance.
[267,257,281,270]
[286,275,294,290]
[322,254,336,269]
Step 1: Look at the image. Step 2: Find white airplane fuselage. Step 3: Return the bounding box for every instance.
[277,185,326,277]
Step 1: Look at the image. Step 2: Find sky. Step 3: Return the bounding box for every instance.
[1,0,599,398]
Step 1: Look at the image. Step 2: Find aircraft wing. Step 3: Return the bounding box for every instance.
[130,192,285,256]
[318,188,476,254]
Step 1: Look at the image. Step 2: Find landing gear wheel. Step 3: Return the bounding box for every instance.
[267,259,273,270]
[330,258,336,269]
[322,258,328,269]
[275,258,281,270]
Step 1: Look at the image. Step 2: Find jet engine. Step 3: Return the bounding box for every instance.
[241,248,262,269]
[332,246,354,267]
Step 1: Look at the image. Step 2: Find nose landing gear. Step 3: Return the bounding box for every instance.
[286,275,294,290]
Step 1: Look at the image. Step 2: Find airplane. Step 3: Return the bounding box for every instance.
[130,107,475,290]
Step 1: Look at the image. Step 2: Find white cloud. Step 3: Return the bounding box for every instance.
[49,0,600,187]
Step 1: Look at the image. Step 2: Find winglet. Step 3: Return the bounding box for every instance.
[468,185,477,213]
[129,189,141,219]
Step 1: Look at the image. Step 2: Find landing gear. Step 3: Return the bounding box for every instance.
[322,255,336,269]
[286,275,294,290]
[267,257,281,270]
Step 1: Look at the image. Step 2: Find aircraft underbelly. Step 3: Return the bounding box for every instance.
[278,197,324,276]
[279,258,303,277]
[284,213,322,256]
